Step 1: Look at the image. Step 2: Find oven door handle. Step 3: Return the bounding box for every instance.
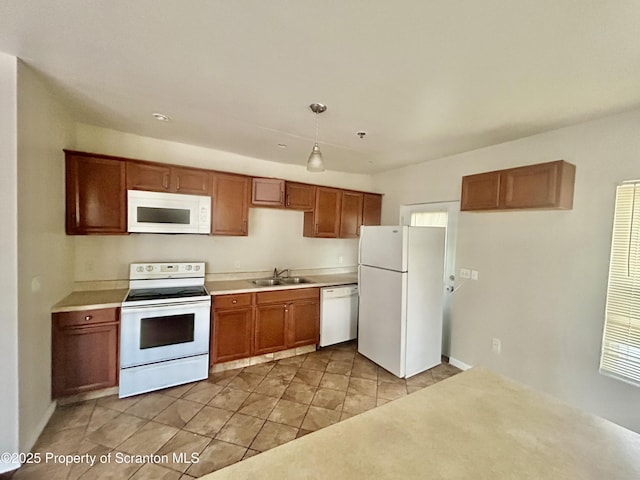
[121,300,211,314]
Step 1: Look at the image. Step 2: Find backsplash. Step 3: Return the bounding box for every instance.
[73,208,359,283]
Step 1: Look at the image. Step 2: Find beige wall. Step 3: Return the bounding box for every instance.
[373,107,640,432]
[0,53,20,473]
[72,125,374,282]
[17,63,75,451]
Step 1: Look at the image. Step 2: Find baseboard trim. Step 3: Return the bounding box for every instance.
[449,357,473,371]
[20,400,57,454]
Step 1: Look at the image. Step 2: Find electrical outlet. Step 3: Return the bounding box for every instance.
[460,268,471,279]
[492,338,501,354]
[338,255,344,264]
[471,270,479,280]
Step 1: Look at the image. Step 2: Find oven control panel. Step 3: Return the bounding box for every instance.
[130,262,205,279]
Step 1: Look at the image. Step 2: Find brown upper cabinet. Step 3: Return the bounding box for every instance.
[211,172,250,235]
[304,188,382,238]
[127,161,211,196]
[65,151,127,235]
[339,191,364,238]
[461,160,576,211]
[285,182,316,210]
[303,187,343,238]
[64,149,382,237]
[363,193,383,226]
[251,178,285,206]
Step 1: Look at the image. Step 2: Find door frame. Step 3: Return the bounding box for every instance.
[399,201,459,357]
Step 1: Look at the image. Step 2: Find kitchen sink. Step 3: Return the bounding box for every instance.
[250,276,313,286]
[251,278,283,286]
[280,277,312,284]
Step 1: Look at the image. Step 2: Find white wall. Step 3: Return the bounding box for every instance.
[373,108,640,432]
[72,125,373,282]
[0,52,20,474]
[17,63,75,451]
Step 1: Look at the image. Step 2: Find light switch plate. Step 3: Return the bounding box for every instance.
[471,270,479,280]
[460,268,471,279]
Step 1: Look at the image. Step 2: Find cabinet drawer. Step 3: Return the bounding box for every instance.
[213,293,254,309]
[256,288,319,305]
[54,308,119,328]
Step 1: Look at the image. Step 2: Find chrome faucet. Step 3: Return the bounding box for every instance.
[273,268,290,278]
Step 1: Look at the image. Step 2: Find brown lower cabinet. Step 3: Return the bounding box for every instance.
[52,308,119,398]
[255,288,320,355]
[211,288,320,363]
[210,293,254,366]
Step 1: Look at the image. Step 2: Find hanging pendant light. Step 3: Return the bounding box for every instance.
[307,103,327,172]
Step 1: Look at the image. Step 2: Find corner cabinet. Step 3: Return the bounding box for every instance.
[65,151,127,235]
[211,172,250,235]
[52,308,120,398]
[461,160,576,211]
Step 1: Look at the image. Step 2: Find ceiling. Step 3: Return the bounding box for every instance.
[1,1,640,174]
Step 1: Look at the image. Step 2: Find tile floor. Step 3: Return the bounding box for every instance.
[7,342,461,479]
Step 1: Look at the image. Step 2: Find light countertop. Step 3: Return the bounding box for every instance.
[206,273,358,295]
[51,289,129,313]
[201,367,640,480]
[52,273,358,312]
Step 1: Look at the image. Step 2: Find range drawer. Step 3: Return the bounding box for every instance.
[213,293,254,309]
[54,307,120,328]
[256,287,320,305]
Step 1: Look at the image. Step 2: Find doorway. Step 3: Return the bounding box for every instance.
[399,201,459,357]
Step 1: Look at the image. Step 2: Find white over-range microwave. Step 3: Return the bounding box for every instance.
[127,190,211,234]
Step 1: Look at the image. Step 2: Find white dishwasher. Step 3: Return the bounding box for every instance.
[320,284,359,347]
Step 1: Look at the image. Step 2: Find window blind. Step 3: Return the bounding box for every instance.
[600,183,640,386]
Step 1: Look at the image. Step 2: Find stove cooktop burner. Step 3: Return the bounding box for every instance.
[124,285,209,303]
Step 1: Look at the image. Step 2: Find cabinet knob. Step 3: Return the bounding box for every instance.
[84,315,92,321]
[232,299,237,304]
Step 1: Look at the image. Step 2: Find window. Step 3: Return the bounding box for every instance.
[410,211,448,227]
[600,182,640,386]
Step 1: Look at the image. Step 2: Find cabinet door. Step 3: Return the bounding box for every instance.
[211,172,250,235]
[460,171,501,211]
[52,322,119,397]
[339,191,364,238]
[285,182,315,210]
[252,178,285,206]
[211,307,253,365]
[66,153,127,234]
[362,193,382,226]
[127,161,171,192]
[288,298,320,348]
[303,187,342,238]
[172,167,211,196]
[254,304,288,355]
[502,161,574,209]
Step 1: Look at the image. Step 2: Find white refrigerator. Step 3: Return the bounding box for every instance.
[358,225,445,378]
